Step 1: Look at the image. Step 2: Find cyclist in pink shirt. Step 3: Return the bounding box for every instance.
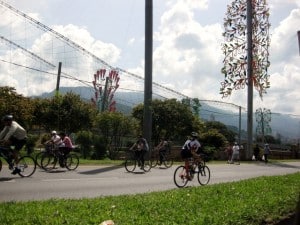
[58,132,74,166]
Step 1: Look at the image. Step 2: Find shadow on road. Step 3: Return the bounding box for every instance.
[78,165,122,175]
[257,161,300,169]
[0,177,15,182]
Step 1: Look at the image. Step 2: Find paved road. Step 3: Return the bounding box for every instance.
[0,161,299,202]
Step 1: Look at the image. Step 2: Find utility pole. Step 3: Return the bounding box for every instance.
[56,62,62,96]
[246,0,254,159]
[298,31,300,55]
[143,0,153,147]
[238,106,241,146]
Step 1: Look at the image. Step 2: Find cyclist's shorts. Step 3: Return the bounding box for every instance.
[181,148,193,159]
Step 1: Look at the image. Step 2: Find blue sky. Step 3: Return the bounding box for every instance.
[1,0,300,116]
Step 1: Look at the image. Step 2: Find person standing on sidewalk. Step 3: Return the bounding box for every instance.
[230,142,240,165]
[263,143,271,163]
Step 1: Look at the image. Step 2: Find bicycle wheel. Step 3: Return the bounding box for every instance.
[197,165,211,185]
[173,165,189,188]
[35,151,45,168]
[65,154,79,170]
[150,159,158,168]
[125,158,136,172]
[163,155,173,168]
[17,156,36,177]
[41,153,56,171]
[142,159,152,172]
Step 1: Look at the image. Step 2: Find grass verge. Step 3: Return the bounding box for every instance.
[1,172,299,225]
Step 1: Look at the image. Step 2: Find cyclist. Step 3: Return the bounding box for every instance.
[45,130,63,150]
[130,135,149,169]
[0,115,27,174]
[155,137,169,166]
[58,132,74,166]
[180,132,201,180]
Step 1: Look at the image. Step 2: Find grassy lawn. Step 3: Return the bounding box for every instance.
[1,172,299,225]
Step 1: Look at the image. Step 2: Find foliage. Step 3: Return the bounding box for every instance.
[256,134,281,144]
[132,99,204,144]
[95,111,137,148]
[0,172,299,225]
[181,97,202,116]
[91,135,107,160]
[0,86,34,129]
[75,130,93,159]
[36,92,97,133]
[220,0,271,98]
[25,134,39,154]
[201,129,227,157]
[203,121,236,143]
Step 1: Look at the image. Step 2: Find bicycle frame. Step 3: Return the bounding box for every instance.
[0,145,37,177]
[173,156,210,188]
[0,146,14,165]
[124,149,151,172]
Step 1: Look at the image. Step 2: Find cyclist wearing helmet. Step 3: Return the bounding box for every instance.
[0,115,27,174]
[45,130,63,150]
[181,132,201,180]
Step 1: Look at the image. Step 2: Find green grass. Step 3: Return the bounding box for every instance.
[1,172,299,225]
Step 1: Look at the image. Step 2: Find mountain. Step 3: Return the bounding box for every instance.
[36,86,300,141]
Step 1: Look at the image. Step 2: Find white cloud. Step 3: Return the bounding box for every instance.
[1,0,300,116]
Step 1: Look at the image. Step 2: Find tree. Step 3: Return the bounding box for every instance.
[33,92,97,133]
[95,111,137,154]
[204,121,236,143]
[132,99,204,144]
[0,86,34,129]
[201,129,227,149]
[76,130,93,159]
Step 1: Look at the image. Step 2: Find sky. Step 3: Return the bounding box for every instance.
[0,0,300,117]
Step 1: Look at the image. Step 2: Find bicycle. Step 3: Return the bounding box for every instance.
[0,146,36,177]
[151,148,173,168]
[35,143,53,168]
[124,149,152,172]
[173,155,210,188]
[41,147,79,171]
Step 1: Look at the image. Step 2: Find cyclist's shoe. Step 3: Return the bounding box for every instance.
[11,167,21,175]
[59,159,65,167]
[8,163,14,170]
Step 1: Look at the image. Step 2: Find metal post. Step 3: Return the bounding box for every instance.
[101,77,109,112]
[246,0,253,159]
[297,31,300,55]
[56,62,62,96]
[238,106,241,145]
[143,0,153,148]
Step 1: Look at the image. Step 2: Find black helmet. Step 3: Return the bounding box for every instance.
[2,115,13,121]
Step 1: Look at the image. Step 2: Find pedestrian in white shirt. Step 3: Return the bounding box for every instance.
[230,142,240,165]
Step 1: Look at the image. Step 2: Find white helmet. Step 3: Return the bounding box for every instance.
[51,130,57,135]
[191,132,198,137]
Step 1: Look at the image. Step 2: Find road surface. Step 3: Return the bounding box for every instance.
[0,161,299,202]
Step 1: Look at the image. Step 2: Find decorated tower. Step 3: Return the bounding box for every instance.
[91,69,120,112]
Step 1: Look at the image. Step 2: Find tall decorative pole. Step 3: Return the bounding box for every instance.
[220,0,271,159]
[255,108,272,143]
[91,69,120,112]
[246,0,254,159]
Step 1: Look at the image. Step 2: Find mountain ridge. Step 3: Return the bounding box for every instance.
[36,86,300,141]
